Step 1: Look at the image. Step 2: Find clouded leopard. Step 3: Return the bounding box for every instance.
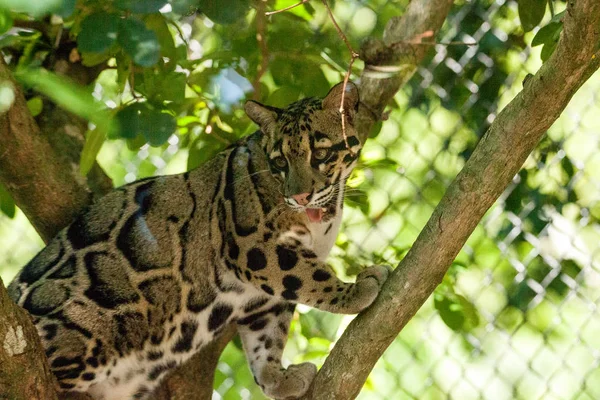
[8,81,390,400]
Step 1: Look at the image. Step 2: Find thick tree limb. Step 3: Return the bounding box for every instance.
[356,0,454,143]
[0,278,58,400]
[303,0,600,398]
[0,56,111,243]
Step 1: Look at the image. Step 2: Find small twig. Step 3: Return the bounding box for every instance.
[253,0,269,100]
[266,0,359,152]
[321,0,357,58]
[265,0,310,16]
[320,0,358,154]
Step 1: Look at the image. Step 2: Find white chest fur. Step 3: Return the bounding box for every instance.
[308,209,342,261]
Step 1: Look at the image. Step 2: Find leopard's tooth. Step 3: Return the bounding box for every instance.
[321,207,327,213]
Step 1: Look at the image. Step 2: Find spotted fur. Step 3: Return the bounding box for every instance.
[8,82,390,400]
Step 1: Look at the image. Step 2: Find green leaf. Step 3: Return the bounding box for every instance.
[531,22,562,47]
[113,102,176,146]
[540,40,558,61]
[113,103,147,140]
[115,0,168,13]
[80,129,106,176]
[0,8,13,35]
[434,290,480,332]
[267,86,301,108]
[142,108,176,146]
[197,0,249,24]
[144,14,177,60]
[0,183,15,218]
[0,0,63,17]
[26,96,43,116]
[518,0,546,32]
[116,51,131,93]
[434,293,465,331]
[77,12,119,54]
[118,18,160,67]
[169,0,197,15]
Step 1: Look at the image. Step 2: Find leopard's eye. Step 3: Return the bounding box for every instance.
[313,148,330,161]
[273,156,288,169]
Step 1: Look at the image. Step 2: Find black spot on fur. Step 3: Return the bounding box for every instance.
[276,246,298,270]
[282,290,298,300]
[187,284,217,313]
[244,297,270,313]
[283,275,302,291]
[227,236,240,260]
[59,382,76,390]
[249,319,268,331]
[208,304,233,331]
[172,320,198,353]
[312,269,331,282]
[147,350,163,361]
[42,324,58,340]
[343,153,356,164]
[84,252,140,309]
[330,298,339,305]
[52,356,83,368]
[260,284,274,295]
[264,337,273,349]
[48,255,77,279]
[247,248,267,271]
[148,360,177,381]
[86,357,99,368]
[324,286,333,293]
[19,239,64,284]
[346,136,360,147]
[82,372,96,381]
[301,250,317,259]
[23,283,69,316]
[113,312,148,356]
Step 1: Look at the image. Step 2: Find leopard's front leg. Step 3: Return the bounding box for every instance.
[239,236,391,315]
[237,302,316,399]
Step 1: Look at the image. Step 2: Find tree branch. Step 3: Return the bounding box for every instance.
[0,54,112,243]
[304,0,600,398]
[0,277,58,400]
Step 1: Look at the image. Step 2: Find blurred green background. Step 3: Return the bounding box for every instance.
[0,0,599,399]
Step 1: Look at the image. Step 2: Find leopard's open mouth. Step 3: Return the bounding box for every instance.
[305,207,326,223]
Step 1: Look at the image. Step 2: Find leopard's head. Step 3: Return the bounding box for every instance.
[245,81,361,223]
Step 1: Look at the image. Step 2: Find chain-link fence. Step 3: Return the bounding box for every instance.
[1,0,600,399]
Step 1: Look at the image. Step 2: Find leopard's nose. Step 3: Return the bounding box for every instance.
[292,192,311,206]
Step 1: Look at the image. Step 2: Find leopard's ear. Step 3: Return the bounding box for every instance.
[322,81,359,115]
[245,101,281,134]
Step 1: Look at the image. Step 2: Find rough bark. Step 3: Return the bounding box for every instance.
[0,277,58,400]
[302,0,600,398]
